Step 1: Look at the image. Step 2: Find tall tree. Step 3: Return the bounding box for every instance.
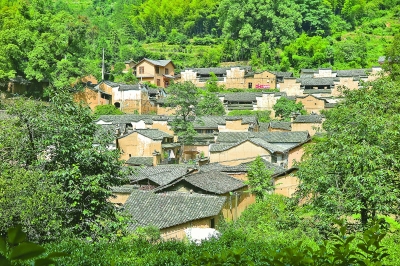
[1,90,129,238]
[165,81,199,145]
[273,97,306,121]
[197,91,225,116]
[383,34,400,81]
[295,78,400,227]
[245,156,274,201]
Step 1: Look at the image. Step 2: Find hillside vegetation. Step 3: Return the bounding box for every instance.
[0,0,399,92]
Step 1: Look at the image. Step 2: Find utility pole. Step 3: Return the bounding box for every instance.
[102,48,105,81]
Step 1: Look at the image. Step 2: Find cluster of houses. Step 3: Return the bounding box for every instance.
[0,57,385,240]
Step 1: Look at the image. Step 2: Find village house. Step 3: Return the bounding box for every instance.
[123,190,226,240]
[129,164,195,190]
[214,131,311,168]
[266,121,292,132]
[154,171,255,221]
[291,114,324,136]
[74,81,161,114]
[279,67,383,98]
[179,67,279,89]
[134,58,175,88]
[116,128,178,165]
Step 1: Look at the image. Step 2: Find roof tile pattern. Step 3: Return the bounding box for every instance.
[124,191,226,229]
[130,165,190,186]
[183,171,246,194]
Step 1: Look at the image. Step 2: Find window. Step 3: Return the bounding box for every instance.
[210,218,215,228]
[248,82,253,88]
[205,129,214,134]
[157,79,161,86]
[271,155,277,163]
[165,68,169,75]
[139,66,144,74]
[155,66,160,74]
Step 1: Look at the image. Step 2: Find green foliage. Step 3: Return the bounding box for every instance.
[273,97,306,120]
[165,81,199,144]
[0,225,68,266]
[383,33,400,81]
[93,104,124,119]
[205,72,221,92]
[227,110,271,123]
[296,78,400,227]
[197,91,225,116]
[1,90,130,240]
[245,156,274,201]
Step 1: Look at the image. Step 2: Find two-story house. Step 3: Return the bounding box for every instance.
[134,58,175,88]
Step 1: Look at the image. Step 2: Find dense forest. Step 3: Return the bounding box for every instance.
[0,0,399,92]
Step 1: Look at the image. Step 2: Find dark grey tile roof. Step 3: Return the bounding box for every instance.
[303,89,332,94]
[249,138,287,153]
[126,156,153,166]
[221,92,262,102]
[293,115,323,123]
[260,131,310,143]
[182,171,246,194]
[135,129,172,140]
[124,191,226,230]
[269,121,292,131]
[102,80,144,91]
[142,58,172,67]
[210,141,244,152]
[216,131,310,144]
[199,159,288,176]
[96,114,155,124]
[216,132,254,143]
[336,69,369,77]
[210,138,285,153]
[130,165,191,186]
[193,116,257,129]
[111,185,138,193]
[94,124,116,142]
[324,102,337,108]
[297,78,336,86]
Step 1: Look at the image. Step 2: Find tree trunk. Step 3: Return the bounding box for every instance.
[361,198,368,228]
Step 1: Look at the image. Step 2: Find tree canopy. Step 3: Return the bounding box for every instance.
[295,78,400,227]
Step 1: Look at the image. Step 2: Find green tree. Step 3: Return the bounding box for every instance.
[205,72,221,92]
[197,91,225,116]
[383,33,400,81]
[165,81,199,145]
[295,78,400,227]
[1,90,129,238]
[93,104,124,119]
[245,156,274,201]
[273,97,306,121]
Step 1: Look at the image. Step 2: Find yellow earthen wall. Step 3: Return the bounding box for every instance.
[160,216,220,240]
[296,95,325,114]
[117,132,162,161]
[210,141,271,164]
[274,173,299,197]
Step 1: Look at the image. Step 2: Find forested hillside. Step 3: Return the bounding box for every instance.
[0,0,399,92]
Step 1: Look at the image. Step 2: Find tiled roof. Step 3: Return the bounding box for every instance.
[210,141,244,152]
[303,89,332,94]
[95,115,155,124]
[221,92,262,102]
[324,102,337,108]
[111,185,138,193]
[249,138,286,153]
[143,58,172,67]
[210,138,285,153]
[193,116,257,129]
[102,81,146,91]
[216,132,254,143]
[297,77,336,86]
[336,69,369,77]
[269,121,292,131]
[293,115,323,123]
[199,159,288,176]
[135,129,172,140]
[124,191,226,230]
[94,124,116,142]
[260,131,310,143]
[182,171,246,194]
[126,156,153,166]
[130,165,191,186]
